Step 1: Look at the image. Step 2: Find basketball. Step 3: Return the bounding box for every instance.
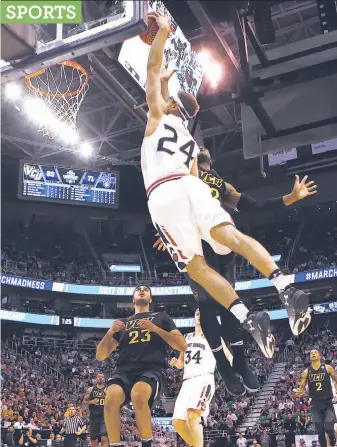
[140,15,159,45]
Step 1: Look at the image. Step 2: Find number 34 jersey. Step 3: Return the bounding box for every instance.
[183,332,216,380]
[141,114,200,194]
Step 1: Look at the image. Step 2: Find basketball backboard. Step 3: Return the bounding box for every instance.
[1,0,147,83]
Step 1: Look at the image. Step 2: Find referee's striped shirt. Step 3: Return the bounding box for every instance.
[63,415,85,434]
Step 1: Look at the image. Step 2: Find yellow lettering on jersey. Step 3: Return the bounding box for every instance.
[309,372,325,382]
[129,329,151,344]
[125,317,154,331]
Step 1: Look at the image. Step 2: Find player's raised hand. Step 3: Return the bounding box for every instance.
[153,233,167,252]
[111,320,125,334]
[149,11,171,32]
[139,318,158,333]
[160,66,178,82]
[292,175,318,200]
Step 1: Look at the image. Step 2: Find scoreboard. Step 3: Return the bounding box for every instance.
[18,162,119,208]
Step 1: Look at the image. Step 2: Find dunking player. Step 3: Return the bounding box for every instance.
[96,285,186,447]
[170,309,216,447]
[296,349,337,447]
[155,149,316,395]
[83,373,108,447]
[142,11,310,359]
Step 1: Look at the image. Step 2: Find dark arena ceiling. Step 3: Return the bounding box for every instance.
[1,1,325,170]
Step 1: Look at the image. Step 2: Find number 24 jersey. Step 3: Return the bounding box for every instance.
[141,114,200,192]
[183,332,216,380]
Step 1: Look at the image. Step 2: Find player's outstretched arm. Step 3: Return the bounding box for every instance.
[96,320,125,361]
[296,368,308,396]
[224,174,317,211]
[140,319,187,352]
[83,387,99,406]
[146,12,171,122]
[327,365,337,386]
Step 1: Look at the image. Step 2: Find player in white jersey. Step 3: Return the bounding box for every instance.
[142,11,310,359]
[171,309,216,447]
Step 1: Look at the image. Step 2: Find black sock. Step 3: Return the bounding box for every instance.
[231,341,245,364]
[212,345,232,371]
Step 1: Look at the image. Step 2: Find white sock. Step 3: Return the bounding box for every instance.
[229,302,249,323]
[270,273,290,292]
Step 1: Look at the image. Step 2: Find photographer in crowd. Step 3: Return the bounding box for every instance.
[19,428,37,447]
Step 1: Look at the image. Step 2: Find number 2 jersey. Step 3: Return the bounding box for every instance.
[307,364,333,402]
[113,311,177,373]
[183,332,216,380]
[141,114,200,196]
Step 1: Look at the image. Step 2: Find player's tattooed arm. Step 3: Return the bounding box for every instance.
[96,320,125,361]
[140,319,187,352]
[327,364,337,386]
[83,387,99,406]
[296,368,308,396]
[170,351,185,369]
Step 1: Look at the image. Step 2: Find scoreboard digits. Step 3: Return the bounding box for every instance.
[19,162,119,209]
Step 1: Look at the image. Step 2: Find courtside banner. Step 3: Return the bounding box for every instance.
[295,267,337,282]
[0,309,287,328]
[1,269,334,295]
[0,310,59,325]
[1,274,53,291]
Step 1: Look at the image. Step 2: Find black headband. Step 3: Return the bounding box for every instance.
[133,284,152,297]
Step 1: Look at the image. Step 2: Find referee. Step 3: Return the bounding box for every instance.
[60,406,86,447]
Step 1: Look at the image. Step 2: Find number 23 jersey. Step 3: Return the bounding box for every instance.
[141,114,200,193]
[183,332,216,380]
[113,311,177,372]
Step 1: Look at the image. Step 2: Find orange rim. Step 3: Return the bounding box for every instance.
[25,60,89,98]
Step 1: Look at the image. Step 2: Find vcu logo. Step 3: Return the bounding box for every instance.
[24,164,42,181]
[309,372,325,382]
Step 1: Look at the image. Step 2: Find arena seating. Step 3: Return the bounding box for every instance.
[2,212,337,286]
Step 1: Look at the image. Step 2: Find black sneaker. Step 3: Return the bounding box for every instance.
[280,286,311,336]
[232,357,260,393]
[217,363,246,397]
[242,311,275,359]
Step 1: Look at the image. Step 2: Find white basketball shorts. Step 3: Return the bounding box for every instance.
[148,175,233,272]
[172,374,215,421]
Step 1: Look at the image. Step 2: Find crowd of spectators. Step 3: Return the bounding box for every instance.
[2,212,337,286]
[245,326,337,442]
[3,320,337,447]
[1,328,275,446]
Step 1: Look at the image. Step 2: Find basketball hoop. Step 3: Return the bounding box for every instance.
[25,60,89,140]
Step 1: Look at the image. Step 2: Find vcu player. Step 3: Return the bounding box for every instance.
[171,309,216,447]
[96,285,186,447]
[83,373,108,447]
[143,11,311,358]
[296,349,337,447]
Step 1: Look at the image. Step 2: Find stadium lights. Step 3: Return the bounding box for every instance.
[79,142,93,158]
[5,82,23,101]
[198,50,223,88]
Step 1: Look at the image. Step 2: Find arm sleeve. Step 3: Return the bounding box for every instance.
[236,193,284,212]
[161,312,177,332]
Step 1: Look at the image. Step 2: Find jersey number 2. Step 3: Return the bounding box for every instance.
[157,124,196,167]
[316,382,322,391]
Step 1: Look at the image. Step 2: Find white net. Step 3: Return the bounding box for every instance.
[25,60,89,140]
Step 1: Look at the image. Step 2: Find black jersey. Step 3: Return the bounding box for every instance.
[199,168,227,203]
[113,311,177,373]
[307,364,333,401]
[88,385,105,416]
